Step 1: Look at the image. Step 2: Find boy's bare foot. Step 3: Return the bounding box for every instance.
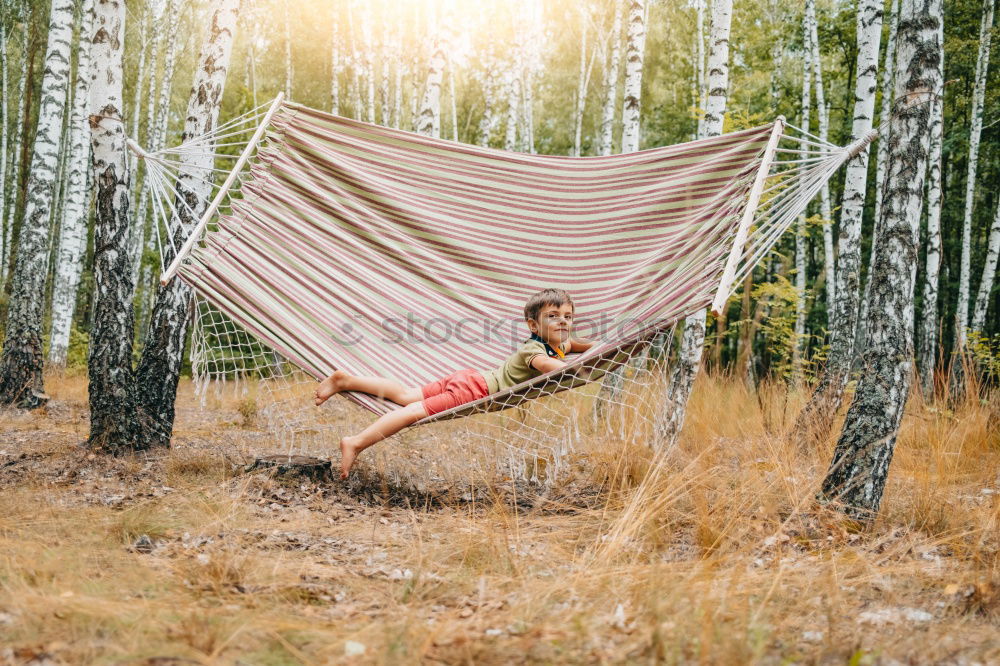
[339,436,362,479]
[314,370,349,406]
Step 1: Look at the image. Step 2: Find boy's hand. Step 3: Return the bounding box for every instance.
[569,338,596,353]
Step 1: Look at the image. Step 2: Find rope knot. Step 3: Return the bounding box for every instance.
[846,128,880,159]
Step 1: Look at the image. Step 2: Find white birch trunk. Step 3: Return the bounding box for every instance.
[361,1,375,123]
[378,17,392,127]
[794,0,883,438]
[244,11,257,108]
[131,0,180,289]
[449,60,458,141]
[918,22,944,397]
[478,53,497,147]
[49,0,95,367]
[133,5,161,186]
[809,5,835,317]
[971,201,1000,333]
[129,5,149,140]
[695,0,706,136]
[0,0,75,407]
[135,2,182,334]
[87,0,144,450]
[573,17,589,156]
[2,2,30,288]
[347,1,362,119]
[283,0,293,100]
[857,0,900,353]
[127,0,166,286]
[416,29,447,138]
[523,69,536,154]
[620,0,646,154]
[504,68,519,151]
[957,0,994,343]
[657,0,732,447]
[821,0,941,519]
[794,2,814,373]
[392,28,404,128]
[872,0,899,230]
[50,86,73,254]
[138,0,241,446]
[598,1,622,156]
[330,12,340,114]
[0,18,9,284]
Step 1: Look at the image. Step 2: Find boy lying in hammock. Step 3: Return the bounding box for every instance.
[314,288,595,479]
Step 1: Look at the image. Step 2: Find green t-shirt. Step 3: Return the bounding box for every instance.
[483,338,569,394]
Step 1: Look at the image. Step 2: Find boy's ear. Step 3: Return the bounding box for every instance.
[526,318,538,333]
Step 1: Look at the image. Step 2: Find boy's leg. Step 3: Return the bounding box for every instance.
[339,401,428,479]
[315,369,423,406]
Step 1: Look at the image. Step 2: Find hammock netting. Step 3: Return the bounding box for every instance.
[138,96,860,488]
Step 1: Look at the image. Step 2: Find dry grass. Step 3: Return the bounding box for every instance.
[0,373,997,664]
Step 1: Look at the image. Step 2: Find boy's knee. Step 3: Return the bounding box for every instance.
[404,401,428,421]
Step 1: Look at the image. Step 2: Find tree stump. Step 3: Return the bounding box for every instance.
[245,455,333,481]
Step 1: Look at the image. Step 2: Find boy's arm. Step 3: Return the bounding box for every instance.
[569,337,596,353]
[530,355,567,374]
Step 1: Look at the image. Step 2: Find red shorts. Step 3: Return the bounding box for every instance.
[421,368,490,416]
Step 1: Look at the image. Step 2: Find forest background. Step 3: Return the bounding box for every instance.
[0,0,997,384]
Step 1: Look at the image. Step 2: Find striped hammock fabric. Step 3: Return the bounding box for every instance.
[171,100,842,422]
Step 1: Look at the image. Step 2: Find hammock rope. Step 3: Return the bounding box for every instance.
[132,95,862,427]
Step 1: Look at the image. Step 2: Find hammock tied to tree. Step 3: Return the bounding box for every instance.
[133,94,875,478]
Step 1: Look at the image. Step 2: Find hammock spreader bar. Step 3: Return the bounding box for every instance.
[160,92,286,285]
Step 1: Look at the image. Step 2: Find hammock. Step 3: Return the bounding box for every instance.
[140,94,872,430]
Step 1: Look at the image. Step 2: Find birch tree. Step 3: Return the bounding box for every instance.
[2,1,29,288]
[380,30,391,127]
[809,4,835,316]
[330,10,340,114]
[972,202,1000,333]
[820,0,941,520]
[416,25,447,138]
[656,0,732,446]
[49,0,95,367]
[695,0,706,136]
[504,67,519,151]
[919,20,944,397]
[0,11,10,283]
[620,0,646,154]
[129,5,149,141]
[361,1,375,123]
[857,0,899,354]
[793,1,814,373]
[477,50,498,147]
[0,0,75,407]
[88,0,144,451]
[598,0,623,156]
[391,21,404,128]
[283,0,292,100]
[134,1,163,174]
[794,0,882,438]
[572,7,598,157]
[132,0,181,309]
[136,0,241,447]
[957,0,994,344]
[871,0,899,239]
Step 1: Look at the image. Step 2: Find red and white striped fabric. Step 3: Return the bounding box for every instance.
[179,102,774,418]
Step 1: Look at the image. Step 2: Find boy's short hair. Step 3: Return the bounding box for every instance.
[524,288,574,322]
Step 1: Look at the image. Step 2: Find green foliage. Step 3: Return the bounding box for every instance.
[968,331,1000,383]
[65,325,89,372]
[750,276,801,381]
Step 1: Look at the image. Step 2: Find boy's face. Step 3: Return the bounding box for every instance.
[527,302,574,346]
